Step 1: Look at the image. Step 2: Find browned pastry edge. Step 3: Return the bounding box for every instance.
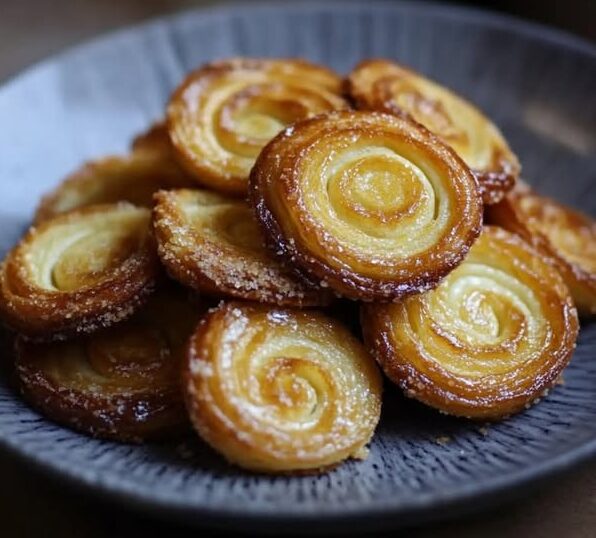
[486,186,596,316]
[184,301,382,473]
[249,110,483,301]
[2,284,156,343]
[345,58,521,205]
[361,304,576,421]
[13,284,206,442]
[16,336,188,442]
[167,57,348,197]
[152,189,333,307]
[475,167,516,205]
[34,150,194,224]
[0,204,160,341]
[361,226,579,420]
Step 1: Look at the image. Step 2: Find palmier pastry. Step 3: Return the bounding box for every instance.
[0,203,159,340]
[34,150,193,223]
[167,58,348,196]
[15,287,205,442]
[362,226,578,419]
[131,121,174,157]
[250,110,483,301]
[185,302,382,473]
[486,184,596,315]
[346,59,520,204]
[153,189,331,306]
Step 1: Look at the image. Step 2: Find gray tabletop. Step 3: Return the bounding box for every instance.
[1,1,595,536]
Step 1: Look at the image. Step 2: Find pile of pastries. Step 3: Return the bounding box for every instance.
[1,57,594,474]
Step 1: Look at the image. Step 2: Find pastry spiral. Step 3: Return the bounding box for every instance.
[34,150,193,223]
[185,302,382,473]
[250,110,483,301]
[15,287,205,442]
[0,203,159,340]
[486,185,596,316]
[153,189,331,306]
[167,58,348,196]
[362,226,579,419]
[346,59,521,204]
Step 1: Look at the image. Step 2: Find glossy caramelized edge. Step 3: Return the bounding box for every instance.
[345,58,521,205]
[34,150,194,224]
[249,110,483,301]
[152,189,333,307]
[184,301,383,473]
[486,186,596,316]
[361,226,579,419]
[14,286,206,442]
[0,203,160,341]
[167,57,348,196]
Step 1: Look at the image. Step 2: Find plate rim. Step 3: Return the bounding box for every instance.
[0,0,595,531]
[0,0,594,91]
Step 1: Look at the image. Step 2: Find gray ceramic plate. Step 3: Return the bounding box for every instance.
[0,1,595,533]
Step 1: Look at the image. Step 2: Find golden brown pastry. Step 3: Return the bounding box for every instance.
[167,58,348,196]
[34,150,193,224]
[130,121,173,156]
[346,59,521,204]
[185,302,382,473]
[153,189,332,306]
[250,110,483,301]
[15,287,205,442]
[362,226,579,419]
[486,184,596,315]
[0,203,159,341]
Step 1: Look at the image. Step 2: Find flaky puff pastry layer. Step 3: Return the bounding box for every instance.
[346,59,520,204]
[0,203,159,341]
[15,287,206,442]
[167,58,348,196]
[185,302,382,473]
[153,189,332,306]
[250,110,483,301]
[34,145,193,224]
[362,226,578,420]
[486,185,596,316]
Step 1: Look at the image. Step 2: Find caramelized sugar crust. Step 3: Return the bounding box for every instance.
[250,110,483,301]
[167,58,348,196]
[0,203,160,340]
[153,189,332,306]
[16,287,206,442]
[35,143,193,224]
[185,302,382,472]
[362,226,579,419]
[346,59,521,204]
[486,185,596,316]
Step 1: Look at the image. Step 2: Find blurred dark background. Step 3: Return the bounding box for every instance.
[460,0,595,40]
[0,0,594,83]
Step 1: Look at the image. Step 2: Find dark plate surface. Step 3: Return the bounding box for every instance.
[0,1,595,532]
